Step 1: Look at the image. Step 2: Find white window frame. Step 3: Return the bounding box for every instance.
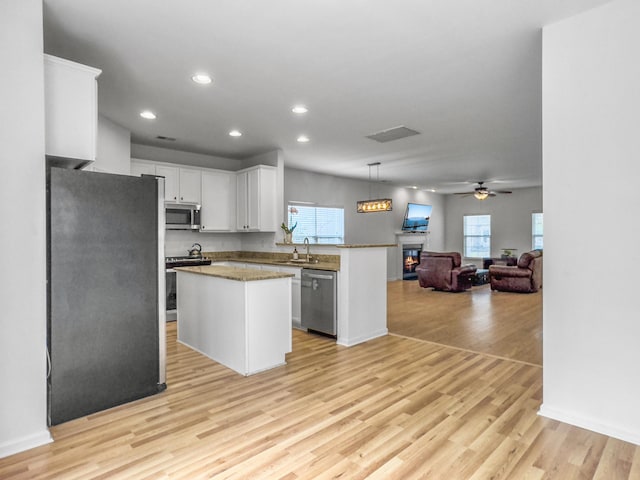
[287,202,345,244]
[463,214,491,258]
[532,212,543,250]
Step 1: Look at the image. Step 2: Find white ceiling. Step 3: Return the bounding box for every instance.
[43,0,611,193]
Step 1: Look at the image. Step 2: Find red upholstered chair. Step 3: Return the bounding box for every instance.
[489,250,543,293]
[415,251,477,292]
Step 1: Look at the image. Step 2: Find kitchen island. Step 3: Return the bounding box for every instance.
[175,265,293,376]
[202,243,395,347]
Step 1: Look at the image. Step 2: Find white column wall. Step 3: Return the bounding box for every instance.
[95,114,131,174]
[0,0,52,457]
[541,0,640,445]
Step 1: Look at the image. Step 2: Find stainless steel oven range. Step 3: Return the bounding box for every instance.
[165,256,211,321]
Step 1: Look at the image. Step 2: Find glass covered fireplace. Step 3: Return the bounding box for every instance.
[402,244,422,280]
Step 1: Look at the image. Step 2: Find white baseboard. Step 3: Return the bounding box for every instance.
[337,328,388,347]
[0,429,53,459]
[538,404,640,446]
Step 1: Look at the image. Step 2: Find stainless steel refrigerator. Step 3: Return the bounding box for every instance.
[47,166,166,426]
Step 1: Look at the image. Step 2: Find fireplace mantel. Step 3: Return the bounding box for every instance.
[395,232,429,247]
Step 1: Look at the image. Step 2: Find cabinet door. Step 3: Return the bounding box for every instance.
[179,168,201,204]
[156,165,179,202]
[257,167,277,232]
[130,161,156,177]
[201,171,235,231]
[236,171,249,230]
[44,55,101,161]
[291,277,301,328]
[277,266,302,328]
[236,166,277,231]
[245,168,261,230]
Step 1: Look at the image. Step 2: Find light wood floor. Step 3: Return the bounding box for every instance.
[2,303,640,478]
[387,280,543,366]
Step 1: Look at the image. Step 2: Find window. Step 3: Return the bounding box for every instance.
[532,212,543,250]
[463,215,491,258]
[288,203,344,244]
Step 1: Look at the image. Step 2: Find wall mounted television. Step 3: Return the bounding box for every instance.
[401,203,432,232]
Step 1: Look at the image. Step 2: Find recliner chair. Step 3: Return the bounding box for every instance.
[489,249,543,293]
[416,251,477,292]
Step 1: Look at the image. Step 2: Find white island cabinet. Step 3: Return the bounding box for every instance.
[176,265,292,376]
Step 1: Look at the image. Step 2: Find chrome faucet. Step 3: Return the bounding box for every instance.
[304,237,310,262]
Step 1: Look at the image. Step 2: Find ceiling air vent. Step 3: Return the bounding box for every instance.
[366,125,420,143]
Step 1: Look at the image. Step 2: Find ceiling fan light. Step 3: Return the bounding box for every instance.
[474,191,489,200]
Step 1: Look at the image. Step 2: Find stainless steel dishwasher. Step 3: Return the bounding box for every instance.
[301,268,337,336]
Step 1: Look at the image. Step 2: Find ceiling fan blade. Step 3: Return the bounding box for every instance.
[454,192,473,196]
[493,190,512,194]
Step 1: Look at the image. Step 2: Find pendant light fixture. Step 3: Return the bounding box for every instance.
[356,162,393,213]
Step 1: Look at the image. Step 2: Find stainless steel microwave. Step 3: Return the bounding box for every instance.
[165,204,200,230]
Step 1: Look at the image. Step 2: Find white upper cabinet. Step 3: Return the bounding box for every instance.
[178,168,201,204]
[201,170,235,231]
[155,165,179,202]
[44,55,101,161]
[130,159,277,233]
[152,165,201,204]
[236,166,277,232]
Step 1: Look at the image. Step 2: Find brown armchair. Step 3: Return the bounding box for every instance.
[416,251,477,292]
[489,250,543,293]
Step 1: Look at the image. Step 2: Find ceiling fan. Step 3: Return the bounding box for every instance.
[455,181,512,200]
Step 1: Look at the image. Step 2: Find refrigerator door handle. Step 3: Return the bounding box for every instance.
[156,176,167,386]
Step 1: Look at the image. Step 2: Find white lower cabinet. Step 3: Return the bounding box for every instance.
[255,264,302,329]
[279,266,302,329]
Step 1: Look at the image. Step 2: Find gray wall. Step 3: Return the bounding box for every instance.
[444,187,542,264]
[131,143,243,171]
[0,0,51,457]
[284,168,445,279]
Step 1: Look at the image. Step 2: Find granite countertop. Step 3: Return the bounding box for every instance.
[335,244,397,248]
[174,265,295,282]
[202,251,341,271]
[232,257,339,271]
[274,242,397,249]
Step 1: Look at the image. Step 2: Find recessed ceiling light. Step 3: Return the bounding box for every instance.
[140,110,156,120]
[292,105,308,114]
[192,73,212,85]
[297,135,310,143]
[229,130,242,137]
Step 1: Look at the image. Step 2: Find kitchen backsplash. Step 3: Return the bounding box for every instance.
[164,230,243,257]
